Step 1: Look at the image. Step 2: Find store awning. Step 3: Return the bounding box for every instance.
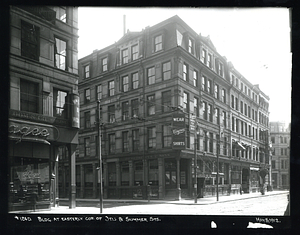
[9,136,50,145]
[234,141,246,150]
[250,167,259,171]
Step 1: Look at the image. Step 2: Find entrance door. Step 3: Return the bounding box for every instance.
[242,168,250,193]
[165,159,177,189]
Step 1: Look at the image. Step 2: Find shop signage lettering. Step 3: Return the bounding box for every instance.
[172,113,186,150]
[9,125,50,137]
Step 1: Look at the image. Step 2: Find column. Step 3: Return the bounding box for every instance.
[92,163,96,198]
[176,157,181,200]
[103,160,108,198]
[158,158,164,199]
[116,161,120,198]
[68,143,77,209]
[129,160,133,186]
[80,165,84,198]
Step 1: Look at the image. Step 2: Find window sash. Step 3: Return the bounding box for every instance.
[122,49,129,64]
[20,79,39,113]
[147,95,155,115]
[132,72,139,89]
[85,89,90,103]
[163,62,171,80]
[148,127,156,148]
[131,45,138,61]
[154,35,162,52]
[21,21,39,61]
[96,85,102,100]
[162,91,171,112]
[148,67,155,85]
[122,76,129,92]
[108,81,115,96]
[53,89,68,118]
[55,38,67,70]
[102,57,108,71]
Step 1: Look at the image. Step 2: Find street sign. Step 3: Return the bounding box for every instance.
[190,114,196,131]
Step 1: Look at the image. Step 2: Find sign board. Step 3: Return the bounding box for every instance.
[190,114,196,131]
[172,113,185,150]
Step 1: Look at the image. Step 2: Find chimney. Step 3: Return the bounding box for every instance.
[123,15,126,35]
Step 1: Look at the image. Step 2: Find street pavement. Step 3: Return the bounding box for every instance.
[10,190,289,215]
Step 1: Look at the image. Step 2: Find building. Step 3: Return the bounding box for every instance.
[270,122,290,189]
[8,6,79,211]
[75,15,271,200]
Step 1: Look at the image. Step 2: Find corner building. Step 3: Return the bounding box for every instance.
[78,15,271,200]
[9,6,79,211]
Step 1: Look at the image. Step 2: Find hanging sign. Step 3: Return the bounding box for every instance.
[172,113,186,150]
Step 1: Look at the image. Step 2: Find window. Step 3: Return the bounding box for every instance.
[248,106,251,118]
[55,37,67,70]
[240,82,244,92]
[222,111,226,127]
[83,65,90,79]
[84,89,90,103]
[108,105,115,123]
[203,131,208,152]
[21,21,39,61]
[56,7,66,22]
[214,84,219,99]
[102,57,108,72]
[193,70,198,87]
[20,79,38,113]
[202,49,207,64]
[53,89,68,118]
[208,104,212,122]
[122,131,129,152]
[122,48,128,64]
[108,162,116,186]
[219,63,224,77]
[235,97,239,110]
[108,80,115,96]
[194,97,199,117]
[131,44,138,61]
[209,132,213,153]
[163,125,172,148]
[202,76,206,91]
[96,85,102,100]
[216,134,220,154]
[183,92,189,113]
[203,102,207,120]
[231,95,235,108]
[244,103,247,116]
[147,95,155,115]
[84,138,90,156]
[131,99,139,118]
[147,67,155,85]
[232,117,235,131]
[122,101,129,121]
[183,63,188,81]
[84,111,90,128]
[154,35,162,52]
[223,137,227,155]
[108,134,116,154]
[240,101,243,114]
[132,129,139,151]
[215,108,220,124]
[221,89,226,103]
[188,38,194,54]
[148,127,156,149]
[132,72,139,89]
[252,109,255,120]
[162,90,171,112]
[122,75,129,92]
[207,79,211,94]
[121,162,129,186]
[162,61,171,80]
[208,53,212,68]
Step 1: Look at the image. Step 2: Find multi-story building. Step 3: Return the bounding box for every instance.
[270,122,290,189]
[8,6,79,211]
[76,15,271,200]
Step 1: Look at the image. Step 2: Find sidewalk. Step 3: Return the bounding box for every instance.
[11,190,288,214]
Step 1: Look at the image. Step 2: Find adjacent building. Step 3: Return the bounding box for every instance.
[75,15,271,200]
[270,122,290,189]
[9,6,79,211]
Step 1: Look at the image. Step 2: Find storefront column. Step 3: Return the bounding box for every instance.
[158,158,164,199]
[103,160,108,198]
[129,161,133,186]
[80,164,84,198]
[68,143,76,209]
[92,163,96,198]
[176,157,181,200]
[116,161,120,198]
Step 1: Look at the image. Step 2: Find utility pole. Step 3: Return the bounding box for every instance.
[194,129,197,203]
[97,100,103,213]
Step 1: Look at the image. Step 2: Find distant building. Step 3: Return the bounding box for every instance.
[8,6,79,211]
[270,122,290,189]
[76,15,271,200]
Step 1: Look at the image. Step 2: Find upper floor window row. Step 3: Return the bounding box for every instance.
[200,47,223,77]
[121,44,140,65]
[122,72,139,92]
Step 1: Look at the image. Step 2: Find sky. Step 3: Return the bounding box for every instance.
[78,7,291,125]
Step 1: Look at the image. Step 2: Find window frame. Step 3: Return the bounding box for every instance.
[148,126,157,149]
[84,64,90,79]
[108,133,116,154]
[131,44,139,61]
[108,80,115,97]
[102,57,108,72]
[96,84,102,100]
[84,88,90,104]
[132,72,139,89]
[147,66,155,85]
[162,90,171,113]
[162,61,171,80]
[84,111,91,128]
[147,95,155,116]
[122,101,129,121]
[20,79,39,113]
[154,34,163,52]
[162,124,172,148]
[122,75,129,92]
[122,131,129,152]
[54,36,67,70]
[121,48,129,64]
[21,21,40,61]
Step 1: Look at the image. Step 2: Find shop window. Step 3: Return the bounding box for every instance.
[121,162,129,186]
[108,162,116,186]
[21,21,39,61]
[147,67,155,85]
[162,61,171,80]
[148,127,156,149]
[122,131,129,152]
[131,44,139,61]
[134,161,143,185]
[122,48,129,64]
[108,133,116,154]
[132,72,139,89]
[147,95,155,115]
[149,159,158,186]
[132,129,139,151]
[163,124,172,148]
[53,89,68,118]
[54,37,67,70]
[162,90,171,112]
[154,35,162,52]
[20,79,39,113]
[108,80,115,97]
[122,101,129,121]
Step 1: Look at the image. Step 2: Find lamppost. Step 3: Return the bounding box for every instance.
[97,100,103,213]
